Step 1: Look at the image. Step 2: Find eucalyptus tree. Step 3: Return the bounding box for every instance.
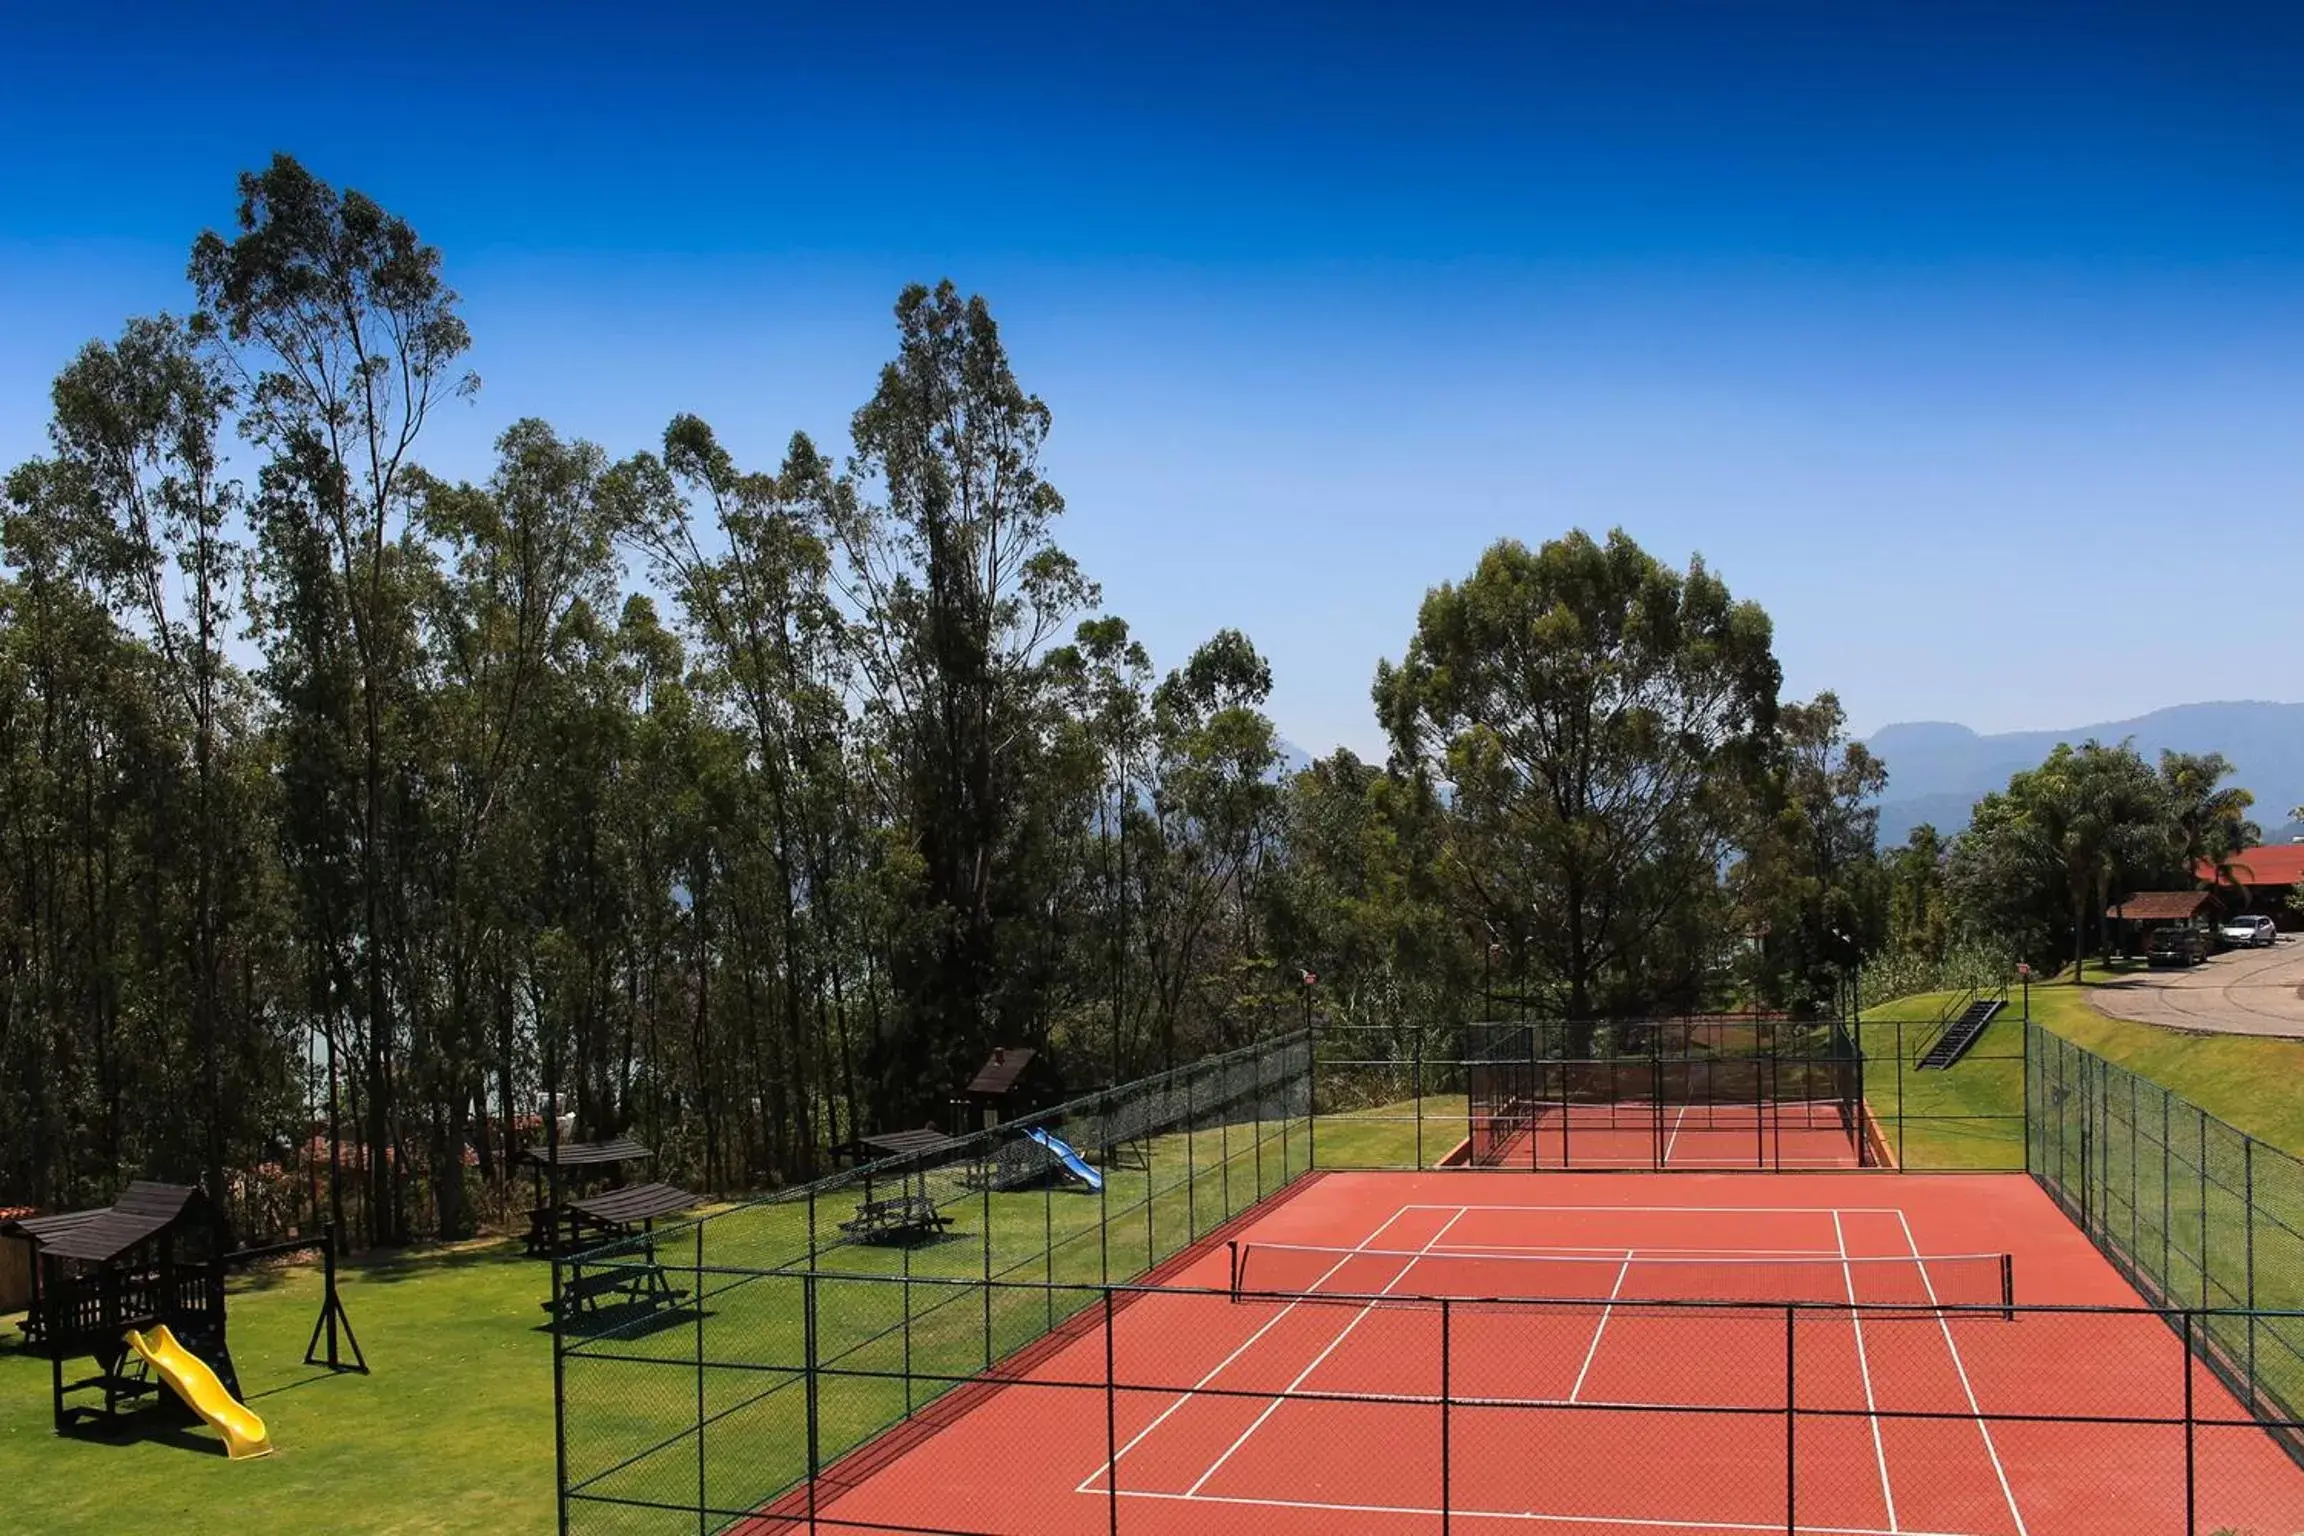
[193,153,475,1243]
[829,282,1096,1119]
[10,316,273,1200]
[1376,531,1782,1025]
[409,420,623,1233]
[1047,615,1154,1079]
[622,417,857,1173]
[1133,630,1286,1065]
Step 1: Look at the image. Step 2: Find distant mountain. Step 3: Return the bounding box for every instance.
[1865,701,2304,848]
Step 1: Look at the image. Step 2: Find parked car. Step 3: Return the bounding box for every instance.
[2147,926,2208,966]
[2218,914,2280,950]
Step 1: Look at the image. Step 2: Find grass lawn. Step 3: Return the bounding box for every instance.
[1860,977,2304,1168]
[0,1240,555,1535]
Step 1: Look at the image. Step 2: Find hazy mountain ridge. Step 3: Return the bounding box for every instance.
[1865,701,2304,848]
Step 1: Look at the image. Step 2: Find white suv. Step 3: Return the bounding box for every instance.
[2218,914,2279,950]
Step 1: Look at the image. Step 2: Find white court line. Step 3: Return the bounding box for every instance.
[1108,1486,1986,1536]
[1072,1203,1421,1494]
[1894,1210,2029,1536]
[1568,1248,1635,1403]
[1400,1203,1914,1215]
[1834,1210,1900,1533]
[1428,1242,1843,1258]
[1182,1207,1471,1496]
[1663,1104,1692,1163]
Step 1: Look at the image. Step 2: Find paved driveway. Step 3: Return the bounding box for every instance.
[2089,936,2304,1038]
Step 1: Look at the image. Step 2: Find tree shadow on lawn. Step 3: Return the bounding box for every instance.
[230,1236,532,1294]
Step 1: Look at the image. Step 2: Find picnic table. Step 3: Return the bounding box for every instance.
[542,1257,690,1323]
[839,1193,952,1242]
[840,1130,963,1243]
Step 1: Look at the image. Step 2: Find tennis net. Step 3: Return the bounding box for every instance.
[1231,1241,2015,1312]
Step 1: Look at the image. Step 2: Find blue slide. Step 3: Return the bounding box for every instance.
[1023,1127,1105,1191]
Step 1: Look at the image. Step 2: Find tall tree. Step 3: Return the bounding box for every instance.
[1733,692,1887,1016]
[193,153,476,1242]
[2159,749,2259,896]
[830,281,1094,1120]
[1375,530,1781,1023]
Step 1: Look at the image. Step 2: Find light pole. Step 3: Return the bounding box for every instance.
[2017,962,2032,1024]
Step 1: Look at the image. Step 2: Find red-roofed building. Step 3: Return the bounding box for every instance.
[2199,844,2304,928]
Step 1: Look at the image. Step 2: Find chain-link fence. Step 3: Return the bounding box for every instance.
[555,1030,1312,1534]
[2029,1020,2304,1450]
[1317,1014,1872,1171]
[1317,993,2034,1173]
[567,1262,2304,1535]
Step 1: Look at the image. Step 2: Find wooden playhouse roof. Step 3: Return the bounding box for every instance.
[3,1182,211,1263]
[964,1047,1036,1096]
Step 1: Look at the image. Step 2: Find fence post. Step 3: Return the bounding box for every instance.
[1441,1298,1453,1536]
[803,1268,820,1536]
[1105,1289,1120,1536]
[1254,1036,1267,1198]
[2020,1016,2031,1175]
[2182,1309,2197,1534]
[984,1159,995,1370]
[698,1222,710,1536]
[1220,1078,1231,1222]
[2246,1134,2258,1390]
[2162,1087,2173,1285]
[2130,1070,2140,1261]
[1101,1091,1113,1287]
[551,1241,569,1536]
[1784,1305,1797,1536]
[1046,1151,1057,1333]
[1185,1069,1198,1242]
[1413,1026,1425,1170]
[902,1238,914,1419]
[1894,1012,1905,1170]
[2198,1113,2210,1309]
[1308,1013,1320,1170]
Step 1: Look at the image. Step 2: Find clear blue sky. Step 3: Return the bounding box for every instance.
[4,1,2300,761]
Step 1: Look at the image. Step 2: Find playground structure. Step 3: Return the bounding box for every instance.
[2,1181,364,1452]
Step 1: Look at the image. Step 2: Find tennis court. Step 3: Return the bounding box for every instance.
[1465,1098,1869,1170]
[765,1171,2304,1535]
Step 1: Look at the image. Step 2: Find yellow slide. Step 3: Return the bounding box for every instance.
[125,1325,273,1460]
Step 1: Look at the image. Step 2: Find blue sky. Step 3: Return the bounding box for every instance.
[4,1,2300,761]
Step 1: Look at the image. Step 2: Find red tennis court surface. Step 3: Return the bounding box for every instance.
[1471,1101,1866,1170]
[767,1172,2304,1535]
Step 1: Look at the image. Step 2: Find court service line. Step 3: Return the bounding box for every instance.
[1181,1207,1472,1497]
[1428,1242,1842,1258]
[1072,1202,1423,1494]
[1833,1210,1900,1533]
[1401,1203,1912,1215]
[1567,1248,1635,1403]
[1892,1210,2029,1536]
[1110,1486,1984,1536]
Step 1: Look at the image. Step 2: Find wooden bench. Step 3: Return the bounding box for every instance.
[839,1195,951,1242]
[542,1260,690,1321]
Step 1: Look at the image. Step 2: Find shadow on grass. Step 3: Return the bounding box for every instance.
[243,1366,368,1404]
[61,1410,229,1459]
[537,1305,708,1343]
[226,1236,530,1295]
